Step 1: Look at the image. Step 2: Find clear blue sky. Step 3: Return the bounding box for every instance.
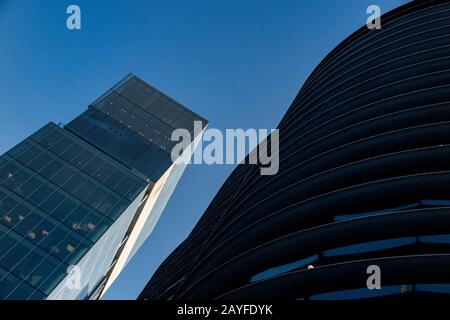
[0,0,406,299]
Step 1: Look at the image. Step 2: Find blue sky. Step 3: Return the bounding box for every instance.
[0,0,406,299]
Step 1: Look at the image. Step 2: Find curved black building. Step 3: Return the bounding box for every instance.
[140,0,450,300]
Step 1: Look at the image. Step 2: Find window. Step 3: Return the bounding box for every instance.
[31,217,57,244]
[34,258,68,295]
[7,140,32,158]
[129,180,146,200]
[49,136,74,155]
[65,204,108,241]
[421,199,450,207]
[73,179,97,201]
[28,152,53,173]
[13,209,46,240]
[115,175,141,200]
[334,202,419,222]
[0,266,44,299]
[3,169,29,193]
[40,228,67,260]
[51,198,78,222]
[416,284,450,294]
[49,165,76,187]
[96,193,120,218]
[0,156,9,170]
[419,234,450,244]
[30,125,53,143]
[39,158,65,179]
[0,187,8,200]
[0,195,21,221]
[71,149,94,169]
[12,174,39,198]
[84,186,109,210]
[112,198,129,219]
[0,187,7,201]
[65,205,91,234]
[27,183,55,206]
[309,285,413,300]
[0,223,18,252]
[38,130,64,149]
[39,190,66,214]
[251,255,319,282]
[60,143,84,162]
[63,173,86,194]
[60,233,91,265]
[85,217,110,242]
[102,194,128,220]
[104,169,126,190]
[0,231,34,272]
[28,290,47,300]
[3,202,32,229]
[323,237,416,257]
[12,247,49,286]
[81,156,105,177]
[0,162,21,184]
[95,163,115,182]
[16,145,42,165]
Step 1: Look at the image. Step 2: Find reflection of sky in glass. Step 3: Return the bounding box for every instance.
[0,123,147,299]
[251,255,318,282]
[323,237,416,257]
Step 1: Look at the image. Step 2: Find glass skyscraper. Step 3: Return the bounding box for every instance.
[0,74,207,300]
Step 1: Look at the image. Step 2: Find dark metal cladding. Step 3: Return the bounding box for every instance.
[139,0,450,300]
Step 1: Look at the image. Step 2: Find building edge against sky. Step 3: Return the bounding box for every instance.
[99,123,205,298]
[0,74,207,300]
[64,75,207,299]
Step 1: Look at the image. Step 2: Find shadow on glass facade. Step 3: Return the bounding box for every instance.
[66,74,206,182]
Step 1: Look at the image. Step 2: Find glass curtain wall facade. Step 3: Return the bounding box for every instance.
[140,0,450,300]
[0,74,206,300]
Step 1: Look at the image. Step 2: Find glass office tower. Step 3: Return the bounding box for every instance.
[0,74,207,300]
